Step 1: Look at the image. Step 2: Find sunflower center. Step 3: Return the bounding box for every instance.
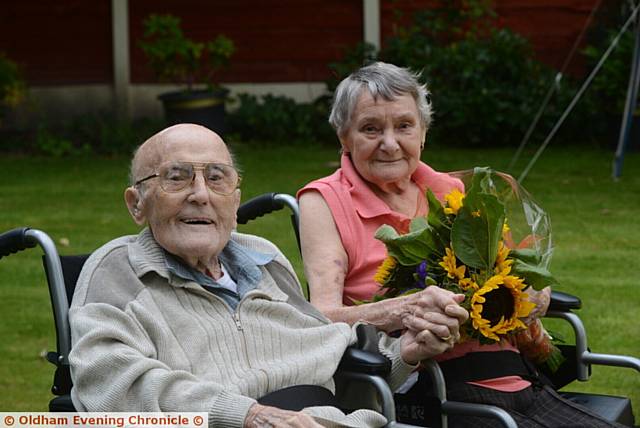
[481,286,515,326]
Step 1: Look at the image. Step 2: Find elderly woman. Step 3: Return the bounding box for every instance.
[298,62,622,428]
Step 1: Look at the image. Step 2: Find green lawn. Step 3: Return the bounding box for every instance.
[0,143,638,415]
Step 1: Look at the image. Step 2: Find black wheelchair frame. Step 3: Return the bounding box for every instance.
[1,192,638,428]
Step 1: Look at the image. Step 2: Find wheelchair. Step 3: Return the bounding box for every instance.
[1,192,638,428]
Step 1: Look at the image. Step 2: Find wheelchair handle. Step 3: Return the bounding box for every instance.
[237,193,299,226]
[0,227,37,258]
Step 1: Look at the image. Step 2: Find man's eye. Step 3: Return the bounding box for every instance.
[166,168,190,181]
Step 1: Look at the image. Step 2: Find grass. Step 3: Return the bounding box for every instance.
[0,143,638,414]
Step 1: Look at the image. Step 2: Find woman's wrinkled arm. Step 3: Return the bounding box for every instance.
[299,191,466,334]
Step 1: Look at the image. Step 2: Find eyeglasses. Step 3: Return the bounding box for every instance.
[135,161,241,195]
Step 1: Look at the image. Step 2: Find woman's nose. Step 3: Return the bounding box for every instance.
[380,128,400,152]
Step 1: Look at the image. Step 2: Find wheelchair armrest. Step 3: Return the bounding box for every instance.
[338,347,392,376]
[548,290,581,312]
[338,324,391,376]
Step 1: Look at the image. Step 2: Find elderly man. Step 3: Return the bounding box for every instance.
[69,124,468,428]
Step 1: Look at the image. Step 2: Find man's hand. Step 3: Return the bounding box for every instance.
[245,404,324,428]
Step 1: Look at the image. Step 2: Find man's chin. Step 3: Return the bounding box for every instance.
[159,236,225,266]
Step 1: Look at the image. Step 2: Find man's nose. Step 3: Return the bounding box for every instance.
[187,171,210,203]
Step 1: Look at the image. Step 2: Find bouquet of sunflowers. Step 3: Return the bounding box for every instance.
[372,167,564,370]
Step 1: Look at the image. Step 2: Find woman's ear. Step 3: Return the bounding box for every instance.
[338,135,350,155]
[124,187,146,225]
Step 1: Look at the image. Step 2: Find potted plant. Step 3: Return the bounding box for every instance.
[139,14,235,134]
[0,52,26,128]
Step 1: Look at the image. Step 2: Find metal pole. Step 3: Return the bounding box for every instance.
[518,3,640,184]
[613,3,640,179]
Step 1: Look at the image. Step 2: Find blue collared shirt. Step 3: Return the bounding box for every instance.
[164,239,276,310]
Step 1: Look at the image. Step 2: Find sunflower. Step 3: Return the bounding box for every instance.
[502,220,511,236]
[439,247,466,280]
[469,273,535,341]
[374,256,397,285]
[494,241,513,275]
[444,188,465,215]
[458,277,479,291]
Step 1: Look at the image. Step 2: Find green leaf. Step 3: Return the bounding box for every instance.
[509,248,542,265]
[409,216,428,232]
[426,189,447,228]
[451,192,504,270]
[374,223,441,265]
[511,259,557,290]
[425,189,452,247]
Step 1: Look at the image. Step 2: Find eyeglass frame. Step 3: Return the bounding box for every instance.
[134,161,242,195]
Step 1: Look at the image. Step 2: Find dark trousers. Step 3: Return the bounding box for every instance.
[446,382,625,428]
[395,372,625,428]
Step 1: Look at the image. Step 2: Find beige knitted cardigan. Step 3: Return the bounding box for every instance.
[69,229,414,427]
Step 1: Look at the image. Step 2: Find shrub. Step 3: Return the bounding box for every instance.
[327,1,579,147]
[138,14,235,91]
[227,94,335,145]
[583,29,635,114]
[0,52,26,126]
[0,114,164,156]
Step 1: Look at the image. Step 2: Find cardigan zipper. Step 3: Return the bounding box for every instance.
[233,311,243,331]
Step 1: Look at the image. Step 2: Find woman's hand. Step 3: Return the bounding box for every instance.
[522,286,551,324]
[398,288,468,363]
[392,287,468,334]
[245,404,324,428]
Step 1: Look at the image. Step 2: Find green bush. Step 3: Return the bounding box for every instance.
[227,94,335,145]
[327,1,580,147]
[0,52,26,126]
[0,114,164,156]
[139,14,235,91]
[583,29,635,114]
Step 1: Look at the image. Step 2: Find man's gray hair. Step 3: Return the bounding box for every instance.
[329,62,432,138]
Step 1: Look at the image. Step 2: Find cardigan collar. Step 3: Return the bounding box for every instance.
[127,228,283,299]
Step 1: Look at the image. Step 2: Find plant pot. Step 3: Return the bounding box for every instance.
[158,88,229,135]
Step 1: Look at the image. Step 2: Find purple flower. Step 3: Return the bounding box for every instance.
[415,260,428,288]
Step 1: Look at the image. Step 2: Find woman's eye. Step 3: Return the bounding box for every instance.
[362,125,378,134]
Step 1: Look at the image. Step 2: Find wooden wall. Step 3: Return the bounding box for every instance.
[0,1,112,84]
[129,0,362,84]
[0,0,604,86]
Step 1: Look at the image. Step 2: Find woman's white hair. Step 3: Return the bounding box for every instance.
[329,62,432,138]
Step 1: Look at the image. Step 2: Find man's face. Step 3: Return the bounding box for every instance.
[132,126,240,269]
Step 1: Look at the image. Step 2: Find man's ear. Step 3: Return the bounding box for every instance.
[124,187,146,225]
[232,188,241,228]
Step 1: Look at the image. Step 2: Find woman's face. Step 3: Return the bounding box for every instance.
[341,91,425,190]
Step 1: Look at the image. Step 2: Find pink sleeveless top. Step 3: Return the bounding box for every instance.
[299,154,529,392]
[299,154,464,304]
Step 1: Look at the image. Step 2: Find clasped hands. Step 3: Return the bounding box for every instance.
[399,287,469,365]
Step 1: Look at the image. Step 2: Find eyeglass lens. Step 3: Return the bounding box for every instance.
[160,162,238,194]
